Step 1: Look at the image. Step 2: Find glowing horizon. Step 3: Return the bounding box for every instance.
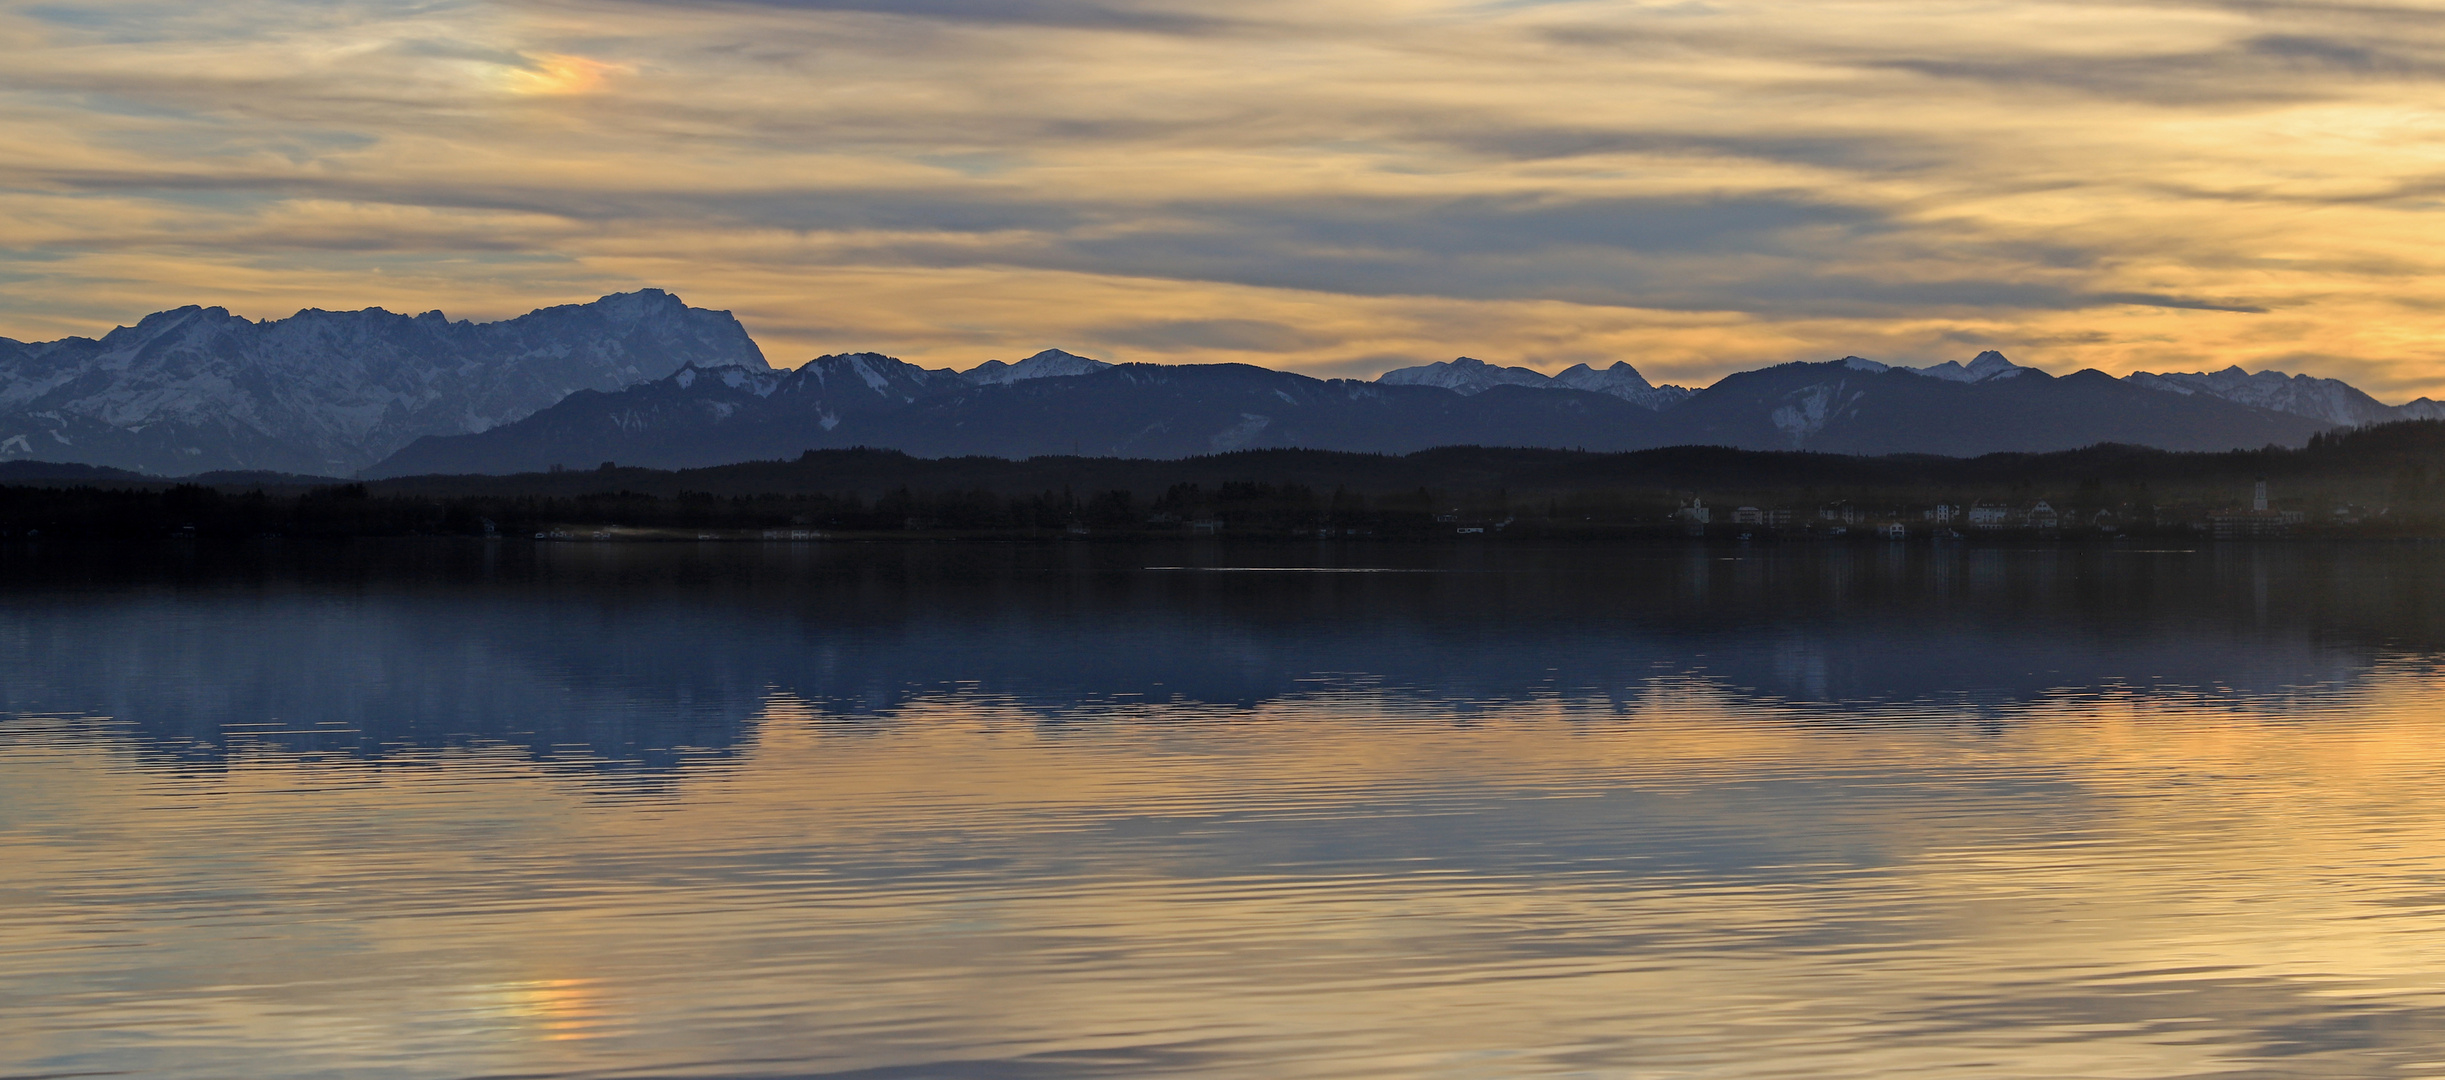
[5,1,2444,398]
[49,286,2445,404]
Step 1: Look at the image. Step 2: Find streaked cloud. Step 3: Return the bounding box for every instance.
[2,0,2444,397]
[497,52,627,95]
[634,0,1236,32]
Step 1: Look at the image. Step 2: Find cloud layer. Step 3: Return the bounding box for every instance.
[4,0,2445,395]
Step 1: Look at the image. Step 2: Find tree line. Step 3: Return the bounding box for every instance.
[10,419,2445,540]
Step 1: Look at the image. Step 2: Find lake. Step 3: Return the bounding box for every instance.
[6,540,2445,1079]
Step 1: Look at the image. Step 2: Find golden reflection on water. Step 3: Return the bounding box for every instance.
[9,672,2445,1079]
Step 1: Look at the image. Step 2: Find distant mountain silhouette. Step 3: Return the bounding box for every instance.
[0,285,2413,477]
[368,356,1670,476]
[2123,365,2445,427]
[1380,355,1693,409]
[368,350,2335,476]
[1661,359,2330,455]
[1897,349,2033,383]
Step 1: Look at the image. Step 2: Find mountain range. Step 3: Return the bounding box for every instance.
[0,290,763,475]
[366,347,2357,476]
[1379,355,1697,410]
[3,290,2439,478]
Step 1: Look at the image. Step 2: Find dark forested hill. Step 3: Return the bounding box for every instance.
[16,421,2445,541]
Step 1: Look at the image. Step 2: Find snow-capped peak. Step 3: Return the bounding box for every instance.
[961,348,1113,385]
[1377,356,1693,410]
[0,290,768,475]
[1912,350,2032,383]
[1376,356,1552,394]
[2122,364,2405,427]
[1550,361,1696,410]
[1552,360,1657,393]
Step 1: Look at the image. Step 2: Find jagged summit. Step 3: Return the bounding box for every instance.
[7,293,2437,479]
[1378,356,1552,394]
[368,342,2343,477]
[1378,356,1693,410]
[1826,350,2441,426]
[0,290,766,475]
[960,348,1112,385]
[1554,360,1655,391]
[2121,363,2444,427]
[1818,350,2033,383]
[1910,350,2031,383]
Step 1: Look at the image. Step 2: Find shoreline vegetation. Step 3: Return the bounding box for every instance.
[9,420,2445,543]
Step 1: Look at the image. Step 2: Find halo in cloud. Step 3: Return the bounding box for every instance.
[498,52,626,95]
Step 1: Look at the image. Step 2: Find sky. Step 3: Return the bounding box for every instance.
[3,0,2444,397]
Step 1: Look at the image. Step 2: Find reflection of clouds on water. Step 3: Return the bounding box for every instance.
[7,541,2445,1078]
[12,670,2445,1079]
[0,542,2429,774]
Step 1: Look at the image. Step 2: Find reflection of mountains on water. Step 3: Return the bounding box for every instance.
[2,541,2435,772]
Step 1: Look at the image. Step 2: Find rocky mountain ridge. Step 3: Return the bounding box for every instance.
[1377,349,2445,429]
[0,290,767,475]
[368,355,1672,475]
[2124,366,2445,428]
[1379,355,1695,411]
[367,351,2337,477]
[3,289,2435,477]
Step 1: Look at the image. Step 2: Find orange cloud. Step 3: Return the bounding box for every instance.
[6,0,2445,397]
[500,52,625,96]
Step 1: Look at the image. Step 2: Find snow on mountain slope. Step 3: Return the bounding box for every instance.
[1894,354,2429,427]
[0,289,765,476]
[368,357,1683,476]
[1549,361,1696,409]
[1768,349,2438,434]
[1376,356,1552,395]
[372,351,983,476]
[1910,350,2033,383]
[18,287,2445,481]
[1379,356,1692,409]
[1661,360,2333,455]
[2122,366,2409,427]
[960,348,1112,385]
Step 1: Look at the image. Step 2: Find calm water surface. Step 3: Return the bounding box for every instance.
[7,541,2445,1079]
